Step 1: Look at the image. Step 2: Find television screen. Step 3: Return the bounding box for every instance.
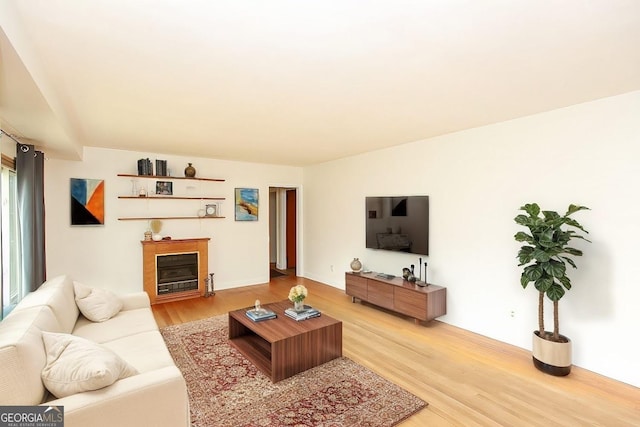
[365,196,429,255]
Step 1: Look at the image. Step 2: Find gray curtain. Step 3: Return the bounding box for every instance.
[16,143,46,293]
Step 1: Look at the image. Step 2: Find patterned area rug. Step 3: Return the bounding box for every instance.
[161,315,427,427]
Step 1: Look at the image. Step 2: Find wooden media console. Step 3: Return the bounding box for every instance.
[345,271,446,322]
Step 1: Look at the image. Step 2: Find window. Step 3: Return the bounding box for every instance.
[1,157,21,319]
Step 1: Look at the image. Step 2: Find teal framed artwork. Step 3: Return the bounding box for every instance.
[235,188,258,221]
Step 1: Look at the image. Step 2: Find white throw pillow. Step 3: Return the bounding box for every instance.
[74,281,123,322]
[41,331,138,399]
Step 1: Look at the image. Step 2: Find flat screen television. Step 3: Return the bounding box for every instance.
[365,196,429,255]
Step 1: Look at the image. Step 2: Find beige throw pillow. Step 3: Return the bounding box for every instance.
[74,281,123,322]
[41,331,138,399]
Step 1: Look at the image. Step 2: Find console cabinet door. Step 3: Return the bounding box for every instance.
[345,274,367,300]
[367,281,394,310]
[394,287,428,321]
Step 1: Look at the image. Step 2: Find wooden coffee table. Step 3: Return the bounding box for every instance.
[228,300,342,382]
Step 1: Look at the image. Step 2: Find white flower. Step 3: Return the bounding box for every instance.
[288,285,308,303]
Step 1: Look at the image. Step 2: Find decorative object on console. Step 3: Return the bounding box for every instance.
[288,284,308,311]
[514,203,590,376]
[423,262,428,286]
[350,258,363,272]
[184,162,196,177]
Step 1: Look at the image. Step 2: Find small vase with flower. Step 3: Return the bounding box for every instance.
[288,285,308,312]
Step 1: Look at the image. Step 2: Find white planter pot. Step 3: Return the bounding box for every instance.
[532,331,572,376]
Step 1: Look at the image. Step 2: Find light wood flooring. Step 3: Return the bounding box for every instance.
[152,275,640,426]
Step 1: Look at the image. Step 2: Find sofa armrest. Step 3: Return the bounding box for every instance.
[118,292,150,311]
[44,366,189,427]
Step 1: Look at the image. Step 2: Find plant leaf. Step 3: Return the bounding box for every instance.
[543,260,566,278]
[532,248,551,262]
[524,264,544,282]
[522,203,540,217]
[535,275,553,293]
[514,231,533,243]
[566,204,590,216]
[546,282,566,301]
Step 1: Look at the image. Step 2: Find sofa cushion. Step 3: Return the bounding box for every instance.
[41,332,138,399]
[18,275,79,333]
[73,281,123,322]
[73,308,158,344]
[101,331,177,373]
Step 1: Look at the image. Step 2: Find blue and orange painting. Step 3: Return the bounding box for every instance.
[235,188,258,221]
[71,178,105,225]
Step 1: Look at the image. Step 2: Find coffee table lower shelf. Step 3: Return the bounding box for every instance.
[229,334,273,378]
[228,301,342,382]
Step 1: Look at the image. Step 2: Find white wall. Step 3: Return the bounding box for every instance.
[45,147,302,293]
[303,90,640,387]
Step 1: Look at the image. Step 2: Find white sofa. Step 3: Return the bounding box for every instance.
[0,275,189,427]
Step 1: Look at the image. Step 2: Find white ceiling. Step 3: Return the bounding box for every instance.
[1,1,639,166]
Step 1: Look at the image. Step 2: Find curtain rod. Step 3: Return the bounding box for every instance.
[0,128,24,145]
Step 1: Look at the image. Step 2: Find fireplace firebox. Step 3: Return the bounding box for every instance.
[156,253,199,295]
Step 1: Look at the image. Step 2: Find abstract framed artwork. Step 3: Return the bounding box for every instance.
[235,188,258,221]
[70,178,105,225]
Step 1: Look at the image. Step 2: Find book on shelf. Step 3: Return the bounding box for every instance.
[245,308,277,322]
[155,159,167,176]
[137,158,153,176]
[284,305,321,321]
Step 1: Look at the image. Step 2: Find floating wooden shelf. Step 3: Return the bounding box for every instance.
[118,216,225,221]
[118,196,225,200]
[118,173,225,182]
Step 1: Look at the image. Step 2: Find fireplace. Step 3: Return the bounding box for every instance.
[142,238,210,304]
[156,253,199,295]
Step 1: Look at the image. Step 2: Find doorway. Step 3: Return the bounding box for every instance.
[269,187,298,278]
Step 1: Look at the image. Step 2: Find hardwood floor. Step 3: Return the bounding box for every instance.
[152,276,640,426]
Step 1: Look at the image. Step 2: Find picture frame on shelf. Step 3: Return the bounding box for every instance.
[156,181,173,195]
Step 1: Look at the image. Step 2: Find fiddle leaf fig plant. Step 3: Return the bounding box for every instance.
[514,203,590,342]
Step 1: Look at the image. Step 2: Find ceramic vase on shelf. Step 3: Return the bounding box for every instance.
[294,300,305,312]
[350,258,363,273]
[184,163,196,178]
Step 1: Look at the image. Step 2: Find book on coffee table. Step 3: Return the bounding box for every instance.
[246,308,277,322]
[284,305,321,321]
